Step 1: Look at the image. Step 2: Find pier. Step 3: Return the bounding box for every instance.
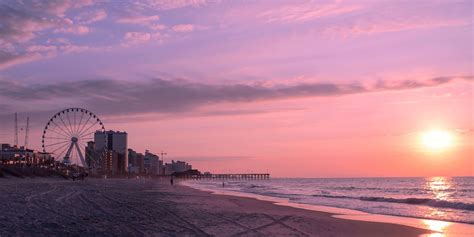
[175,173,270,180]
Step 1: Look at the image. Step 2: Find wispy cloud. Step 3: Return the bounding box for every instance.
[251,1,469,38]
[0,42,99,69]
[117,15,161,25]
[0,51,42,69]
[76,9,107,24]
[257,2,360,23]
[322,15,469,38]
[319,1,470,37]
[172,24,195,32]
[137,0,212,10]
[54,24,90,35]
[116,14,168,35]
[122,32,163,46]
[23,0,95,16]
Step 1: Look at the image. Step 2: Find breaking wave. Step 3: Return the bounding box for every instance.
[311,194,474,211]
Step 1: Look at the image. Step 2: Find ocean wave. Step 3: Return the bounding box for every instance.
[311,194,474,211]
[327,186,474,193]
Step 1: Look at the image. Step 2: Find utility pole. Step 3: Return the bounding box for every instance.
[159,151,167,161]
[14,113,18,148]
[24,117,29,149]
[159,151,167,175]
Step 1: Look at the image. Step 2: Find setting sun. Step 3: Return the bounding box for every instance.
[421,130,455,151]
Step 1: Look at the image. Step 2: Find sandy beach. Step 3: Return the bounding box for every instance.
[0,178,431,236]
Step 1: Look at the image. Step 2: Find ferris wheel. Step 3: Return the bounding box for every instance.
[42,108,106,167]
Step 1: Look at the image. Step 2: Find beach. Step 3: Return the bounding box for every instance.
[0,178,430,236]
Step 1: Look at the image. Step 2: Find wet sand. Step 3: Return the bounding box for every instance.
[0,178,430,236]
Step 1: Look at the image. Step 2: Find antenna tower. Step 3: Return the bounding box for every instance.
[14,113,18,147]
[24,117,30,149]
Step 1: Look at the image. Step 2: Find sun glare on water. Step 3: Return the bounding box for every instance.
[421,130,454,151]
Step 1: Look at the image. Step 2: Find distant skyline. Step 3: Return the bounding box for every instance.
[0,0,472,177]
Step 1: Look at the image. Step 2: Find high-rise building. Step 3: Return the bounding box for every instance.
[128,148,144,174]
[94,130,128,175]
[85,141,96,168]
[143,150,162,175]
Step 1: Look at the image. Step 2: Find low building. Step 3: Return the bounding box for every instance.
[164,160,192,175]
[1,143,53,166]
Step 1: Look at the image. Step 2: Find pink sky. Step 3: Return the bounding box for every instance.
[0,0,472,177]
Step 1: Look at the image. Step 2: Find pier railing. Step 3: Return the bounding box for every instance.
[175,173,270,180]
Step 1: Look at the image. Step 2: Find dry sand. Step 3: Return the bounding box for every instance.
[0,178,430,236]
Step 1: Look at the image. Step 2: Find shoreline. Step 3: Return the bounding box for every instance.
[181,180,474,237]
[0,177,431,236]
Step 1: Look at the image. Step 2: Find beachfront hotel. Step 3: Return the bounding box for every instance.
[84,131,128,175]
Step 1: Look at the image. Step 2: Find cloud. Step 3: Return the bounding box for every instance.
[117,15,160,25]
[323,18,468,38]
[55,25,91,35]
[0,76,470,119]
[372,76,467,91]
[0,51,42,69]
[0,42,96,69]
[46,38,71,44]
[116,14,166,32]
[0,0,95,68]
[251,1,468,38]
[0,0,96,43]
[26,45,57,53]
[27,42,95,55]
[25,0,94,16]
[172,24,195,32]
[150,24,167,30]
[124,32,151,44]
[122,32,164,46]
[138,0,211,10]
[257,2,360,23]
[0,4,64,44]
[76,9,107,24]
[318,1,470,37]
[58,44,93,54]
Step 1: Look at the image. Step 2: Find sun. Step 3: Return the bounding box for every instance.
[421,130,454,151]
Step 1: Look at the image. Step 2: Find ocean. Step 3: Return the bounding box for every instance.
[184,177,474,224]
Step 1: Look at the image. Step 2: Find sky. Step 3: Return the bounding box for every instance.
[0,0,472,177]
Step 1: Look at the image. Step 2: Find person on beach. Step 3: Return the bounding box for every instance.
[222,182,225,187]
[170,177,174,185]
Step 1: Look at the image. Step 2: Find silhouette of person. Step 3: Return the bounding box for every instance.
[170,177,174,185]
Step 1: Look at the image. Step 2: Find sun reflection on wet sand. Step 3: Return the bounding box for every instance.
[422,219,452,237]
